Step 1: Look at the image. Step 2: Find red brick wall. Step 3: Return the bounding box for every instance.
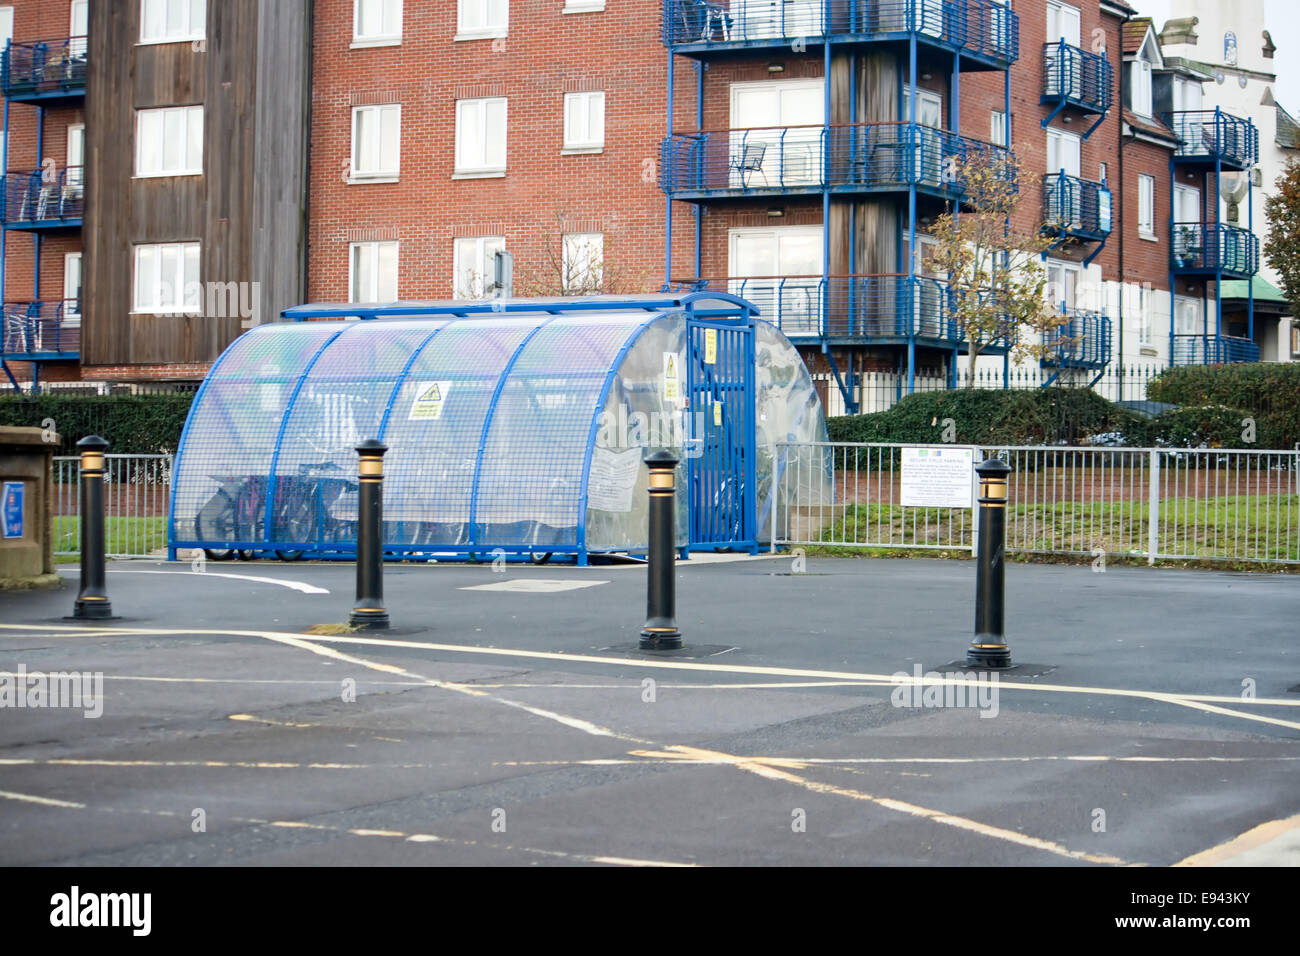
[307,1,691,303]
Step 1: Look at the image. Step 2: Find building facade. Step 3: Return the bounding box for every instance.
[0,0,1284,400]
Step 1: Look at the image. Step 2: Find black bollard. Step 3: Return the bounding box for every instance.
[349,439,390,630]
[968,457,1012,668]
[640,450,682,650]
[73,435,113,620]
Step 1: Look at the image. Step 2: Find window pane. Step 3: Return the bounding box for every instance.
[358,0,378,36]
[187,108,204,171]
[380,106,400,172]
[485,99,505,167]
[460,0,482,32]
[355,109,375,172]
[160,245,180,308]
[135,247,157,310]
[190,0,206,37]
[137,112,159,175]
[589,93,605,146]
[488,0,507,29]
[352,245,371,302]
[458,101,483,168]
[384,0,402,35]
[143,0,165,40]
[377,242,399,300]
[166,0,186,37]
[184,244,201,310]
[163,109,183,171]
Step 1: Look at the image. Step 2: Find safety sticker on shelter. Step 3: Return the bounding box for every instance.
[409,382,452,421]
[663,353,681,403]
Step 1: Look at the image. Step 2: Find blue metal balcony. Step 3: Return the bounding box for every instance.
[1171,222,1258,278]
[1043,173,1111,241]
[1,301,80,360]
[662,0,1019,69]
[1171,333,1259,365]
[660,122,1012,202]
[1166,109,1258,171]
[1,37,87,102]
[1041,40,1111,115]
[690,274,1010,353]
[1042,309,1110,370]
[1,167,84,229]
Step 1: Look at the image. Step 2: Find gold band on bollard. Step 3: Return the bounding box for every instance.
[81,453,105,474]
[648,471,675,491]
[358,458,384,478]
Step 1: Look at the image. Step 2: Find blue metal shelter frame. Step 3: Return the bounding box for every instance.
[168,293,811,565]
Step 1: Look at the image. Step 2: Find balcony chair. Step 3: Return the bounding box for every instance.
[731,141,769,187]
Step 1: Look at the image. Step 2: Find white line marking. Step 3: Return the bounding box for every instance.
[458,579,609,593]
[60,568,330,594]
[0,789,86,809]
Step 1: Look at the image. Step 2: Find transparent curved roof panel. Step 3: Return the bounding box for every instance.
[171,301,828,560]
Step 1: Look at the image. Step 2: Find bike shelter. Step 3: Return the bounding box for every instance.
[168,293,829,564]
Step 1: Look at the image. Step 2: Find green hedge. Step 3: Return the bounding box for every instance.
[827,388,1142,447]
[0,394,195,455]
[1147,364,1300,449]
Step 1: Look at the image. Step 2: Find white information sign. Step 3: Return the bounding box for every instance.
[900,446,974,509]
[587,445,643,513]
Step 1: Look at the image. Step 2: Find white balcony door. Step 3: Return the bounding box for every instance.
[912,235,945,335]
[1047,127,1082,227]
[1045,260,1080,311]
[1174,295,1204,336]
[906,88,944,185]
[729,79,824,188]
[63,252,82,324]
[70,0,88,57]
[1173,77,1204,150]
[66,124,84,190]
[728,225,823,333]
[1046,1,1082,96]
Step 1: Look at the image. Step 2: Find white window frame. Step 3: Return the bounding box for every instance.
[135,106,204,178]
[1046,1,1081,46]
[563,91,606,153]
[349,241,399,304]
[456,0,508,40]
[133,242,201,315]
[905,87,944,128]
[350,104,402,182]
[139,0,207,45]
[353,0,403,47]
[454,97,507,177]
[1129,32,1161,118]
[561,233,603,294]
[1174,294,1204,336]
[63,252,82,323]
[1138,174,1156,239]
[1045,259,1082,311]
[990,110,1008,147]
[66,123,85,190]
[1136,284,1151,346]
[453,236,506,299]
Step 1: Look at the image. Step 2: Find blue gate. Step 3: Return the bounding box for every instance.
[686,318,758,553]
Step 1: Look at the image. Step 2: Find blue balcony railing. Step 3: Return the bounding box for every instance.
[1043,173,1110,240]
[1171,222,1258,277]
[1,300,80,358]
[1171,334,1259,365]
[1041,40,1111,114]
[1166,109,1258,169]
[1,167,84,226]
[1043,308,1110,369]
[660,122,1012,199]
[687,274,1014,349]
[662,0,1019,65]
[1,37,87,99]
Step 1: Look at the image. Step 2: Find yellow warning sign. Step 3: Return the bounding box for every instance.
[663,352,680,402]
[409,381,452,420]
[714,400,723,426]
[704,328,717,365]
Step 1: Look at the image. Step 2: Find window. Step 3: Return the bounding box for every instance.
[135,106,204,177]
[1131,59,1153,116]
[905,87,944,128]
[140,0,207,44]
[1138,174,1155,237]
[70,0,87,57]
[457,0,508,38]
[134,242,200,314]
[453,236,506,298]
[1174,295,1203,335]
[64,252,82,322]
[354,0,402,45]
[454,97,507,175]
[561,233,603,293]
[1098,162,1108,183]
[1046,127,1080,177]
[1045,260,1080,313]
[730,79,825,186]
[351,104,401,180]
[66,124,84,189]
[990,110,1008,147]
[1046,1,1081,46]
[563,91,605,152]
[1132,283,1151,345]
[350,242,399,303]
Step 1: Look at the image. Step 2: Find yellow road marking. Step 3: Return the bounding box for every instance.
[1173,812,1300,867]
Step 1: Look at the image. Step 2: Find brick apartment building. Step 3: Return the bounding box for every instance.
[0,0,1286,409]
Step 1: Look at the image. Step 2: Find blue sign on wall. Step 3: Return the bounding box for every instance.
[2,481,23,539]
[1098,188,1112,234]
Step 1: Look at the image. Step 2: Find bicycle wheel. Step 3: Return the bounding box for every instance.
[195,491,236,561]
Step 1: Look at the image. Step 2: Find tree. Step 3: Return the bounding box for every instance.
[925,150,1071,382]
[1263,159,1300,315]
[515,207,654,298]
